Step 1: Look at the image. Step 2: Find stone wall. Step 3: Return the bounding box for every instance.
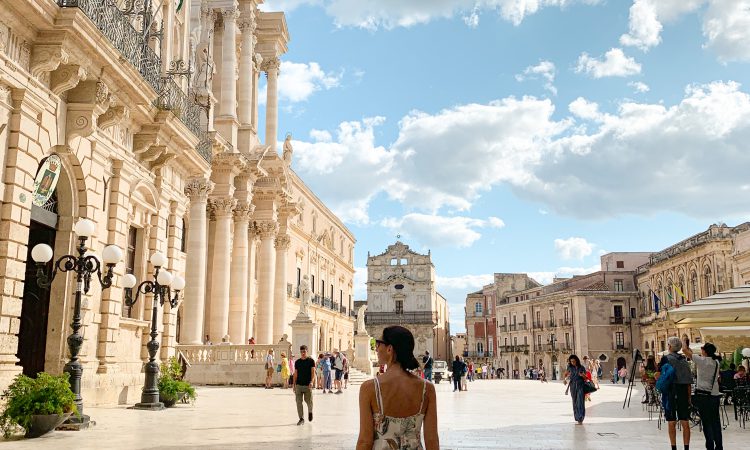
[178,341,293,386]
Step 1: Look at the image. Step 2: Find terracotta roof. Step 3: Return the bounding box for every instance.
[579,281,610,291]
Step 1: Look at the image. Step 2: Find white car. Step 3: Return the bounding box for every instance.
[432,360,451,384]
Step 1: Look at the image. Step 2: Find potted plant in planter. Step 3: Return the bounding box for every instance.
[158,357,196,407]
[0,372,77,439]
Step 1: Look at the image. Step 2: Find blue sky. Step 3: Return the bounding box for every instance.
[259,0,750,333]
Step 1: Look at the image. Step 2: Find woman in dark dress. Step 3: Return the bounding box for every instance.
[564,354,586,424]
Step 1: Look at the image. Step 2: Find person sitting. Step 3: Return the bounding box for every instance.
[719,363,736,404]
[735,365,747,381]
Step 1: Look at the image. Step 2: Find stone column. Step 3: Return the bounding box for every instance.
[208,197,236,343]
[261,57,281,151]
[273,233,291,342]
[246,228,258,341]
[252,54,262,132]
[228,202,253,344]
[219,7,239,118]
[255,221,277,344]
[238,14,256,126]
[181,177,213,344]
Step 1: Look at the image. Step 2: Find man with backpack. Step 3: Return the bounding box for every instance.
[656,336,693,450]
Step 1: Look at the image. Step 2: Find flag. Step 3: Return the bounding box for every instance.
[673,283,688,304]
[653,291,660,314]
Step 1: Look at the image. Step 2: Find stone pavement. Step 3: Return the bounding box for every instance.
[4,379,747,449]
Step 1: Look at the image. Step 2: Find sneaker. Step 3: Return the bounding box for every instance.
[297,418,304,426]
[308,412,313,422]
[336,390,343,394]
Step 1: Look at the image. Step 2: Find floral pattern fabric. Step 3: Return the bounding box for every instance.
[372,377,426,450]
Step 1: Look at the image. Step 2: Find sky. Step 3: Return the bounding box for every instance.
[258,0,750,333]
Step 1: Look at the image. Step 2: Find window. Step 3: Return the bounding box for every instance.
[180,218,187,253]
[536,311,541,324]
[565,333,570,348]
[296,268,301,297]
[394,284,404,290]
[630,307,636,318]
[311,275,315,293]
[613,305,623,318]
[321,280,325,296]
[395,299,403,314]
[504,338,508,346]
[614,279,623,292]
[475,302,483,314]
[616,260,625,269]
[660,341,666,352]
[523,336,528,345]
[522,313,527,324]
[123,227,138,318]
[703,267,713,297]
[690,271,698,302]
[513,337,517,346]
[563,307,569,324]
[513,315,517,325]
[477,342,484,354]
[503,317,507,326]
[390,258,397,266]
[537,335,542,348]
[615,332,625,349]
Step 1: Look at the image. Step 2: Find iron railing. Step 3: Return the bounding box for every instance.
[58,0,211,163]
[365,312,438,325]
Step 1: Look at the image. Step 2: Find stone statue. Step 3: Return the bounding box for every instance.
[283,133,293,164]
[298,274,311,317]
[356,305,368,335]
[193,42,214,95]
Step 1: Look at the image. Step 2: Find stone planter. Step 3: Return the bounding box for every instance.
[26,412,73,438]
[159,392,186,408]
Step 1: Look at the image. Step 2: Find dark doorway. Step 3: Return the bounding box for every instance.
[17,219,57,377]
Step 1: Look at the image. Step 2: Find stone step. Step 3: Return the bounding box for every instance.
[347,367,373,385]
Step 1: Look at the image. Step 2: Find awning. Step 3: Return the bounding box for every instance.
[667,285,750,328]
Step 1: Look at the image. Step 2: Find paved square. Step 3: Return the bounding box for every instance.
[6,379,747,449]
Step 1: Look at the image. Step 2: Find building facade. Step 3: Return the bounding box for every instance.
[364,242,451,361]
[636,223,749,356]
[493,253,648,379]
[1,0,353,406]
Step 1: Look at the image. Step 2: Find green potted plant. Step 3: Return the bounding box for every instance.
[0,372,77,439]
[158,357,196,407]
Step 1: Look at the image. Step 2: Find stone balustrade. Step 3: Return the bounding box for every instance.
[177,341,292,386]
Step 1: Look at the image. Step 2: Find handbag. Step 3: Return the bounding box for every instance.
[583,380,598,394]
[276,363,282,373]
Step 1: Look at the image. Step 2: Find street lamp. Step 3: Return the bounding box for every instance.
[31,218,122,428]
[123,251,185,410]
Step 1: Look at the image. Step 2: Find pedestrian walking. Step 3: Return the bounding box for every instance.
[264,349,275,389]
[356,325,439,450]
[280,352,290,389]
[422,351,433,382]
[334,350,344,394]
[656,336,693,450]
[322,352,333,393]
[684,341,723,450]
[564,354,586,424]
[452,356,465,392]
[293,345,316,426]
[316,353,324,389]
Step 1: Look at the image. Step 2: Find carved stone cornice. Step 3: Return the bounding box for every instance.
[256,220,278,239]
[185,177,214,201]
[260,57,280,75]
[150,150,176,170]
[275,233,291,250]
[211,151,247,173]
[233,202,254,222]
[133,127,159,155]
[97,105,129,129]
[209,197,237,218]
[30,44,68,77]
[65,80,111,139]
[140,144,167,163]
[50,64,87,96]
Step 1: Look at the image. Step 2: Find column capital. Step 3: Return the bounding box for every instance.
[185,177,215,201]
[222,7,241,22]
[209,197,237,218]
[256,220,278,239]
[275,234,291,250]
[261,57,281,75]
[233,202,255,222]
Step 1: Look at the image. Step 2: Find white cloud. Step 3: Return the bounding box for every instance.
[516,60,557,95]
[381,213,505,248]
[702,0,750,62]
[620,0,705,51]
[628,81,650,93]
[568,97,603,121]
[293,81,750,224]
[527,264,601,284]
[554,237,595,260]
[575,48,642,78]
[259,61,341,105]
[264,0,602,29]
[436,273,495,291]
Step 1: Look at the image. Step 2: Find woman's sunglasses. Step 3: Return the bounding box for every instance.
[375,339,389,347]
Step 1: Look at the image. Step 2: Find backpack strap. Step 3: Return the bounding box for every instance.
[418,379,427,414]
[373,377,384,416]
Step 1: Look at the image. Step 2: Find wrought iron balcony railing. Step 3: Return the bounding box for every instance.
[58,0,211,162]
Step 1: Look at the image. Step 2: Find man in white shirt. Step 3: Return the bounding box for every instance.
[265,349,275,389]
[333,350,344,394]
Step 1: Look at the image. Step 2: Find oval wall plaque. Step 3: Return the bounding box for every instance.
[32,154,62,207]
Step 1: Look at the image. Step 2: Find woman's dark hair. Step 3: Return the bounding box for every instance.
[568,354,581,367]
[645,355,657,372]
[381,326,419,371]
[702,342,722,361]
[455,355,460,361]
[730,363,736,371]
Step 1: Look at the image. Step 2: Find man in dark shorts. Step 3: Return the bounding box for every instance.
[293,345,316,426]
[659,337,693,450]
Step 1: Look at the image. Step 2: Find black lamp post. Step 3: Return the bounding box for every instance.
[31,218,123,428]
[122,251,184,410]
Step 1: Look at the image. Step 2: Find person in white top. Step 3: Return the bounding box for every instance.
[683,341,723,450]
[265,349,275,389]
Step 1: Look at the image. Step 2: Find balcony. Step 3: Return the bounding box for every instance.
[365,311,438,325]
[532,321,544,330]
[613,344,630,352]
[609,316,629,325]
[547,320,557,328]
[560,319,573,327]
[497,324,508,332]
[58,0,211,162]
[509,323,527,332]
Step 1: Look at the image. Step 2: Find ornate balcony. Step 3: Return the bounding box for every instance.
[532,321,544,330]
[609,316,629,325]
[365,311,438,326]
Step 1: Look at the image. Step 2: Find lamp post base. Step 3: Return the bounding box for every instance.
[56,414,94,431]
[131,402,165,411]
